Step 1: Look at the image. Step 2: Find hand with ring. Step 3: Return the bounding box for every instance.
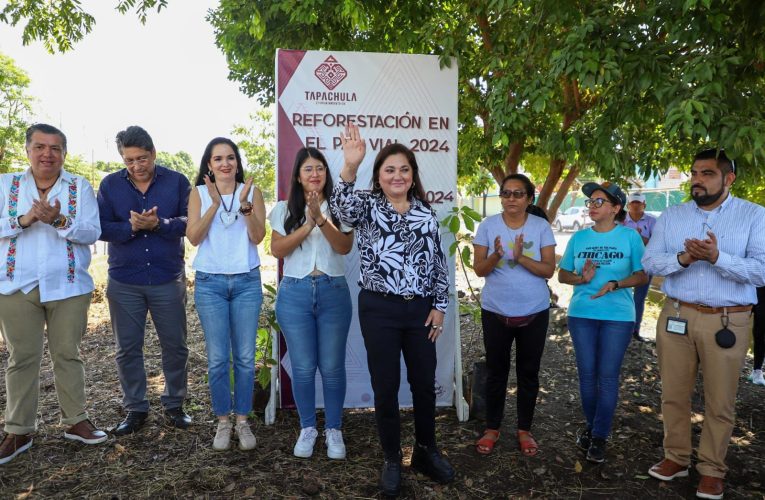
[425,309,445,342]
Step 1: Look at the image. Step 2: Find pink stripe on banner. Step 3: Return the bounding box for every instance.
[277,49,307,97]
[277,103,304,201]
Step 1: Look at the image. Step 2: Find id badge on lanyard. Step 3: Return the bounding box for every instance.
[666,300,688,335]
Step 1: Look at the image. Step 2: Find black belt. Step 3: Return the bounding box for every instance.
[364,289,429,302]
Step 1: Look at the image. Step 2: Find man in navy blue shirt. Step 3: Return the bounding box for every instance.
[98,126,192,435]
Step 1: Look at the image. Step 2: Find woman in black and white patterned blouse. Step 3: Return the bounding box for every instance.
[330,123,453,497]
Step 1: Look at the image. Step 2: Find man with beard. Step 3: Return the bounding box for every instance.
[642,149,765,499]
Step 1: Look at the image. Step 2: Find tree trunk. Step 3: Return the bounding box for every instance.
[547,164,580,217]
[536,157,565,209]
[491,141,523,184]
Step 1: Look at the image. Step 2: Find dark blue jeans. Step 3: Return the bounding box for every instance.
[632,276,652,335]
[567,316,634,439]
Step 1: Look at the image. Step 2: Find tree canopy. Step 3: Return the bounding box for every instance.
[0,52,33,173]
[3,1,764,213]
[232,108,276,201]
[0,0,168,53]
[156,150,196,181]
[208,0,765,214]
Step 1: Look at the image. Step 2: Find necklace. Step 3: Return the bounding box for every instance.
[502,212,528,268]
[215,183,239,228]
[35,174,60,195]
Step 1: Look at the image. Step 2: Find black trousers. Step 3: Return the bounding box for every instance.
[753,287,765,370]
[358,289,437,458]
[481,308,549,431]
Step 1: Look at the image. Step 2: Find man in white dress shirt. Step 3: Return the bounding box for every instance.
[642,149,765,500]
[0,124,106,466]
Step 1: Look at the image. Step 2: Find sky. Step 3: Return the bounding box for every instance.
[0,0,259,166]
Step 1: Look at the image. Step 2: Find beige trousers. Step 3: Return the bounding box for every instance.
[656,301,751,478]
[0,288,92,434]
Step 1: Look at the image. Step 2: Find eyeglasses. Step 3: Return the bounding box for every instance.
[301,165,326,174]
[585,198,612,208]
[123,155,151,167]
[499,189,527,199]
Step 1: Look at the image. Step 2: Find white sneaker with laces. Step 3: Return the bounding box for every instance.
[324,428,346,459]
[293,427,318,458]
[235,421,256,451]
[752,369,765,386]
[213,420,232,451]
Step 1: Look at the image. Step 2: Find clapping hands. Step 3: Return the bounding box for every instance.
[130,206,159,232]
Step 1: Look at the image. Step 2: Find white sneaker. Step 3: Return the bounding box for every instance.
[752,369,765,386]
[324,428,346,459]
[213,421,232,451]
[235,421,256,451]
[293,427,318,458]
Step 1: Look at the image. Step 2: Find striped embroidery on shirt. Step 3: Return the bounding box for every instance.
[5,175,21,280]
[65,179,77,283]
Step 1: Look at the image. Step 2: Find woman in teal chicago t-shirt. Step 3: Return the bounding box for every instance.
[558,182,648,464]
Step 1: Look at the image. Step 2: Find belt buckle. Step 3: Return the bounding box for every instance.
[402,293,414,301]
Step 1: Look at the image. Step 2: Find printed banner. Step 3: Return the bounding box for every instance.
[276,49,458,408]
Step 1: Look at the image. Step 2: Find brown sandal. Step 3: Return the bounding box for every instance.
[476,429,500,455]
[517,430,539,457]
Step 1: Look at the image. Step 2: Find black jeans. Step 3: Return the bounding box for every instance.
[753,287,765,370]
[358,289,437,457]
[481,308,549,431]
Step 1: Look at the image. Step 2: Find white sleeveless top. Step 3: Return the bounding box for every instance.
[192,185,260,274]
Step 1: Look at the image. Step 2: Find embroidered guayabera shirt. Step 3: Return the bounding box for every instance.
[0,168,100,302]
[330,180,449,313]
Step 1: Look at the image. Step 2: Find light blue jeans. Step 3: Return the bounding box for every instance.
[194,268,262,416]
[567,316,634,439]
[275,275,352,429]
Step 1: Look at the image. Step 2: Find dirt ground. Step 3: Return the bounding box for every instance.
[1,270,764,499]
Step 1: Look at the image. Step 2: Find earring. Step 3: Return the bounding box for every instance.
[374,181,381,189]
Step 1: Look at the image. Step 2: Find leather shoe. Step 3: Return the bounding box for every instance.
[410,443,455,484]
[0,433,32,465]
[379,454,402,497]
[164,407,191,429]
[648,457,690,481]
[696,475,724,499]
[64,419,107,444]
[113,411,148,436]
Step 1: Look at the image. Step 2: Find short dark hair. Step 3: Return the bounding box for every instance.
[693,148,735,175]
[25,123,67,152]
[116,126,155,154]
[371,143,427,203]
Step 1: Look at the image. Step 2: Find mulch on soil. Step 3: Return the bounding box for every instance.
[1,285,764,499]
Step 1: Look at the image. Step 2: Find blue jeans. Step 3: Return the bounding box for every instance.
[632,277,652,335]
[567,316,634,439]
[194,268,262,416]
[275,275,352,429]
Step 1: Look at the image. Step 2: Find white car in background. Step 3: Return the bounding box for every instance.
[553,206,593,232]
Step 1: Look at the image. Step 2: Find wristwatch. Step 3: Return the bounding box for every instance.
[677,251,689,268]
[50,215,67,229]
[608,280,620,290]
[239,202,253,216]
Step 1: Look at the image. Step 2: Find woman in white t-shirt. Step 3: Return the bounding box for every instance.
[472,173,556,457]
[269,147,354,460]
[187,138,266,452]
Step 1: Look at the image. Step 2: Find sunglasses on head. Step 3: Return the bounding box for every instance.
[584,197,613,208]
[499,189,528,199]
